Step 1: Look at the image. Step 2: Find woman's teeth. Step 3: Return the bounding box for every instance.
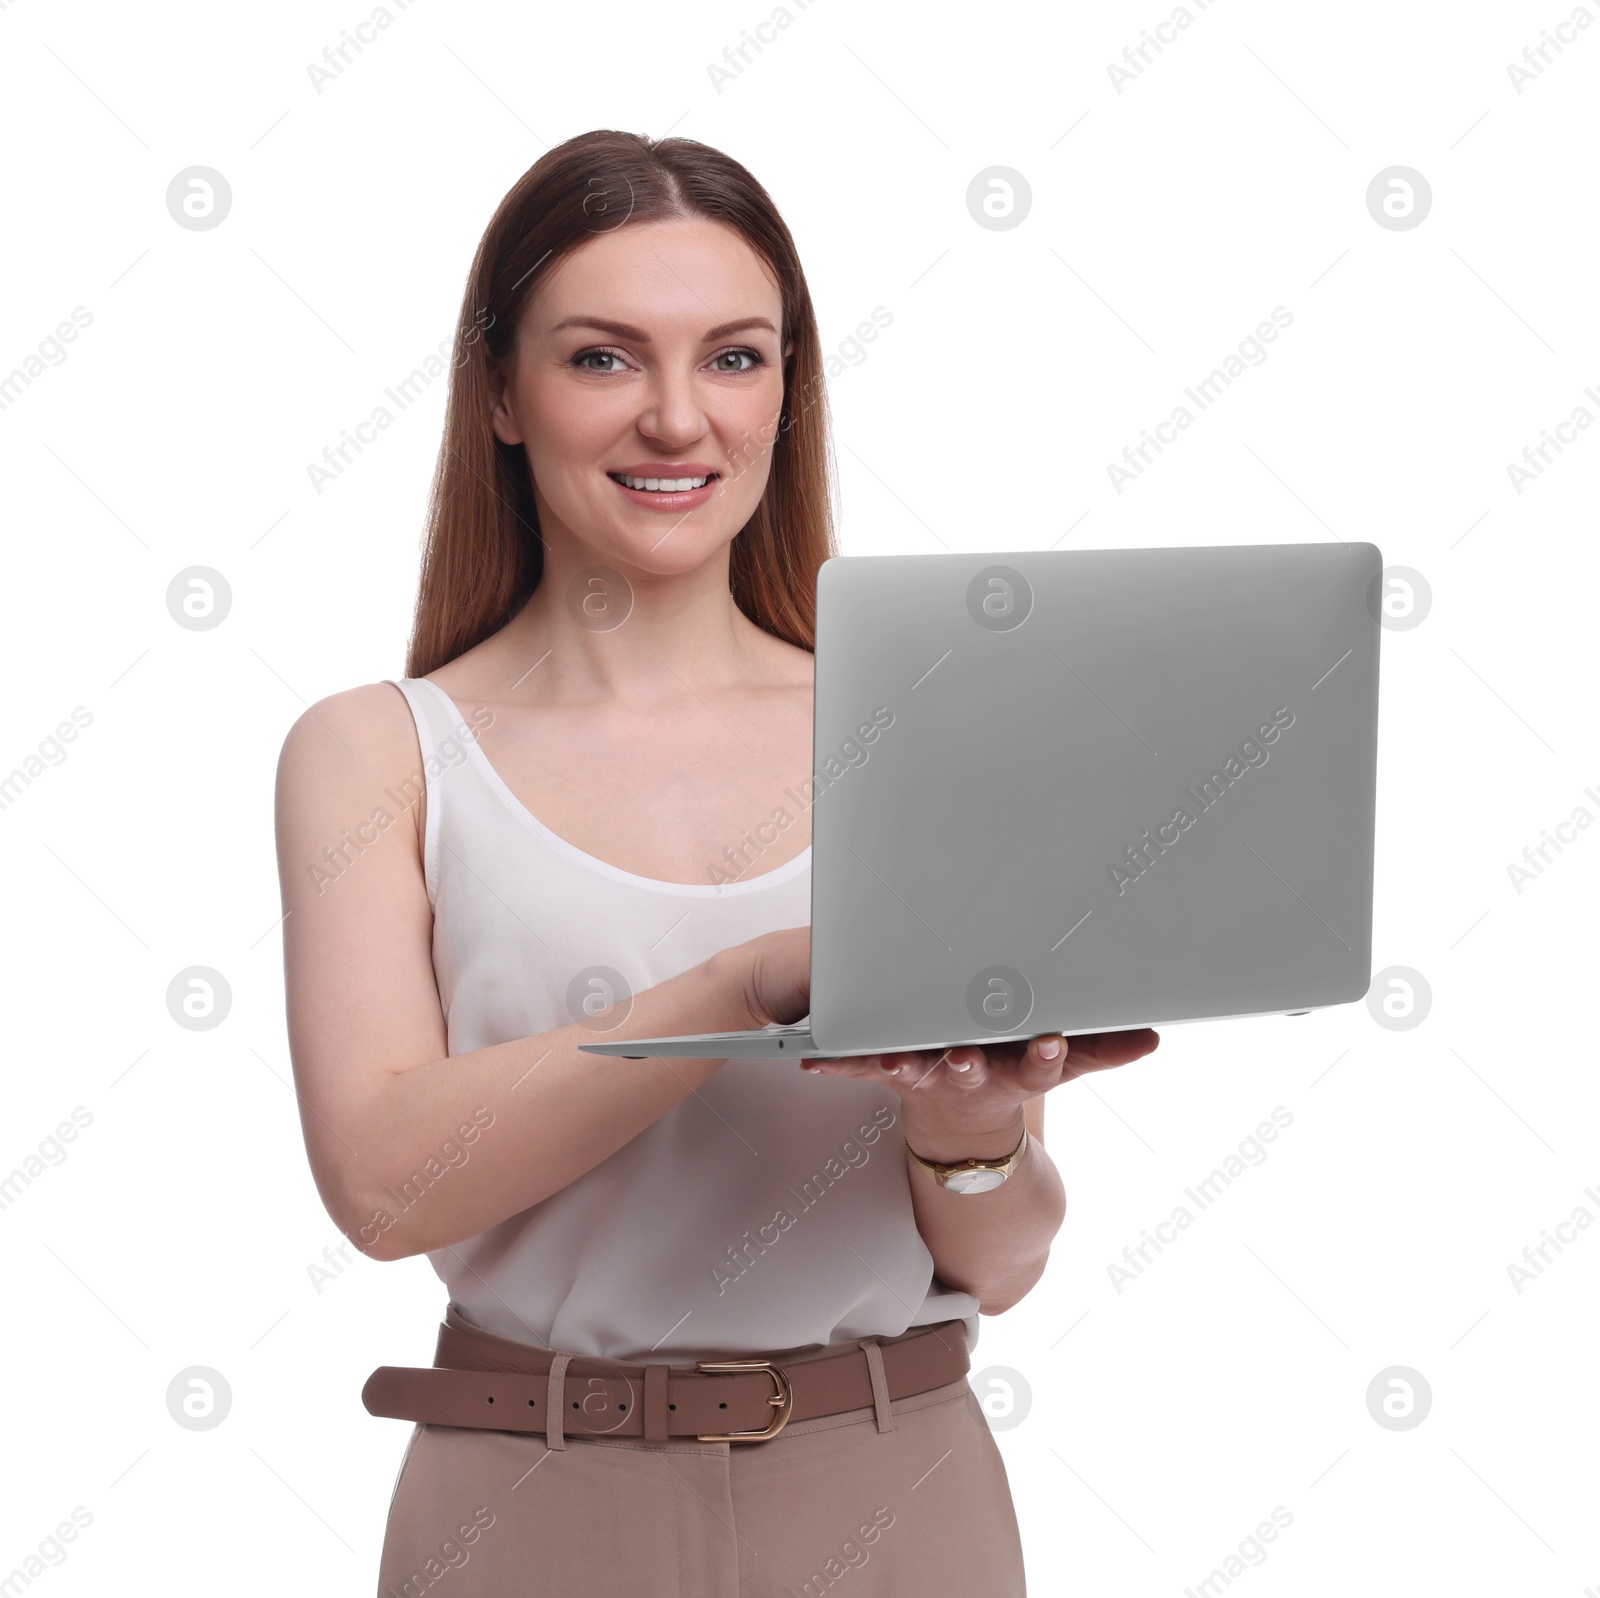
[610,473,711,492]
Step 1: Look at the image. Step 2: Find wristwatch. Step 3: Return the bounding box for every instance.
[905,1124,1029,1193]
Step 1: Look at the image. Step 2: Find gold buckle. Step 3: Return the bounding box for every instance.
[693,1358,794,1442]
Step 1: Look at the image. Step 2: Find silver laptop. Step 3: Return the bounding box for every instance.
[579,541,1381,1061]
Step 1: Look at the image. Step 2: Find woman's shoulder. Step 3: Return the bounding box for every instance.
[278,679,422,773]
[275,680,429,855]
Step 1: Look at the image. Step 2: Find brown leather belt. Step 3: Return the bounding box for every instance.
[363,1308,971,1445]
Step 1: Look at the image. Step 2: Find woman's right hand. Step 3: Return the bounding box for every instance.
[721,926,812,1028]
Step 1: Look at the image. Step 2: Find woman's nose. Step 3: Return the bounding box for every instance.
[633,370,707,442]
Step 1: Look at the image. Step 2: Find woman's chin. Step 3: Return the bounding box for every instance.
[575,524,740,579]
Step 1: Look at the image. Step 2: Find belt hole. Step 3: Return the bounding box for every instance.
[571,1400,580,1409]
[486,1396,494,1404]
[719,1402,728,1410]
[527,1399,535,1407]
[618,1404,626,1411]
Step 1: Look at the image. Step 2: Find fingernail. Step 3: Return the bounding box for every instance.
[1039,1038,1062,1060]
[951,1058,972,1072]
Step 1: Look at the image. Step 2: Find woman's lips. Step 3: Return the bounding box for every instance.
[606,472,720,511]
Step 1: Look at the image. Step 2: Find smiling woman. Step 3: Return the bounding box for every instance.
[274,129,1053,1597]
[404,138,835,677]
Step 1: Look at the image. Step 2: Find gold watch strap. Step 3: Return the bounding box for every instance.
[905,1123,1029,1186]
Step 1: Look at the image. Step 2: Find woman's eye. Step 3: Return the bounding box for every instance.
[571,347,764,374]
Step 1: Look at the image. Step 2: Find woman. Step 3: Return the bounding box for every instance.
[275,128,1158,1596]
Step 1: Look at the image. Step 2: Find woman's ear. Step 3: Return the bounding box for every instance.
[486,356,524,446]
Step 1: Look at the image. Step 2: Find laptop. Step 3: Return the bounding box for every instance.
[579,541,1382,1061]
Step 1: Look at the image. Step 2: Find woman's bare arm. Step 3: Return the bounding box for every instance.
[274,682,777,1263]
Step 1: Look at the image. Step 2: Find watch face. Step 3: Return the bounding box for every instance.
[945,1167,1007,1194]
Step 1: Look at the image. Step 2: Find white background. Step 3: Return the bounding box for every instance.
[1,0,1596,1593]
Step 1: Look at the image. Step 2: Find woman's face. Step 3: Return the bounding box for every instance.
[489,216,793,576]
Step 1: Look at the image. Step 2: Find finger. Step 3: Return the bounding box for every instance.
[1015,1032,1068,1090]
[941,1046,988,1088]
[800,1054,883,1078]
[881,1053,923,1082]
[1061,1028,1161,1074]
[803,1052,928,1083]
[915,1046,988,1090]
[966,1035,1059,1095]
[879,1050,942,1088]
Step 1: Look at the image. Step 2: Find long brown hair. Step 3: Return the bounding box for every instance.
[403,130,837,679]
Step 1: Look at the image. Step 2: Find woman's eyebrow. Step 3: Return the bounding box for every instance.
[547,315,778,342]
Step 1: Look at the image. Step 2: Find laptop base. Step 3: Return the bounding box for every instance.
[575,1004,1319,1061]
[578,1025,824,1060]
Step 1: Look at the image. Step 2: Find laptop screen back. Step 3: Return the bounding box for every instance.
[806,542,1382,1052]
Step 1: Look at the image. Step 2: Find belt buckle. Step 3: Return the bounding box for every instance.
[693,1358,794,1442]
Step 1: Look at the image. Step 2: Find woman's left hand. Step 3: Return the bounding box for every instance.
[800,1029,1161,1148]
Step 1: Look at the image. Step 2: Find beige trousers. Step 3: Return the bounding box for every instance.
[375,1362,1026,1596]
